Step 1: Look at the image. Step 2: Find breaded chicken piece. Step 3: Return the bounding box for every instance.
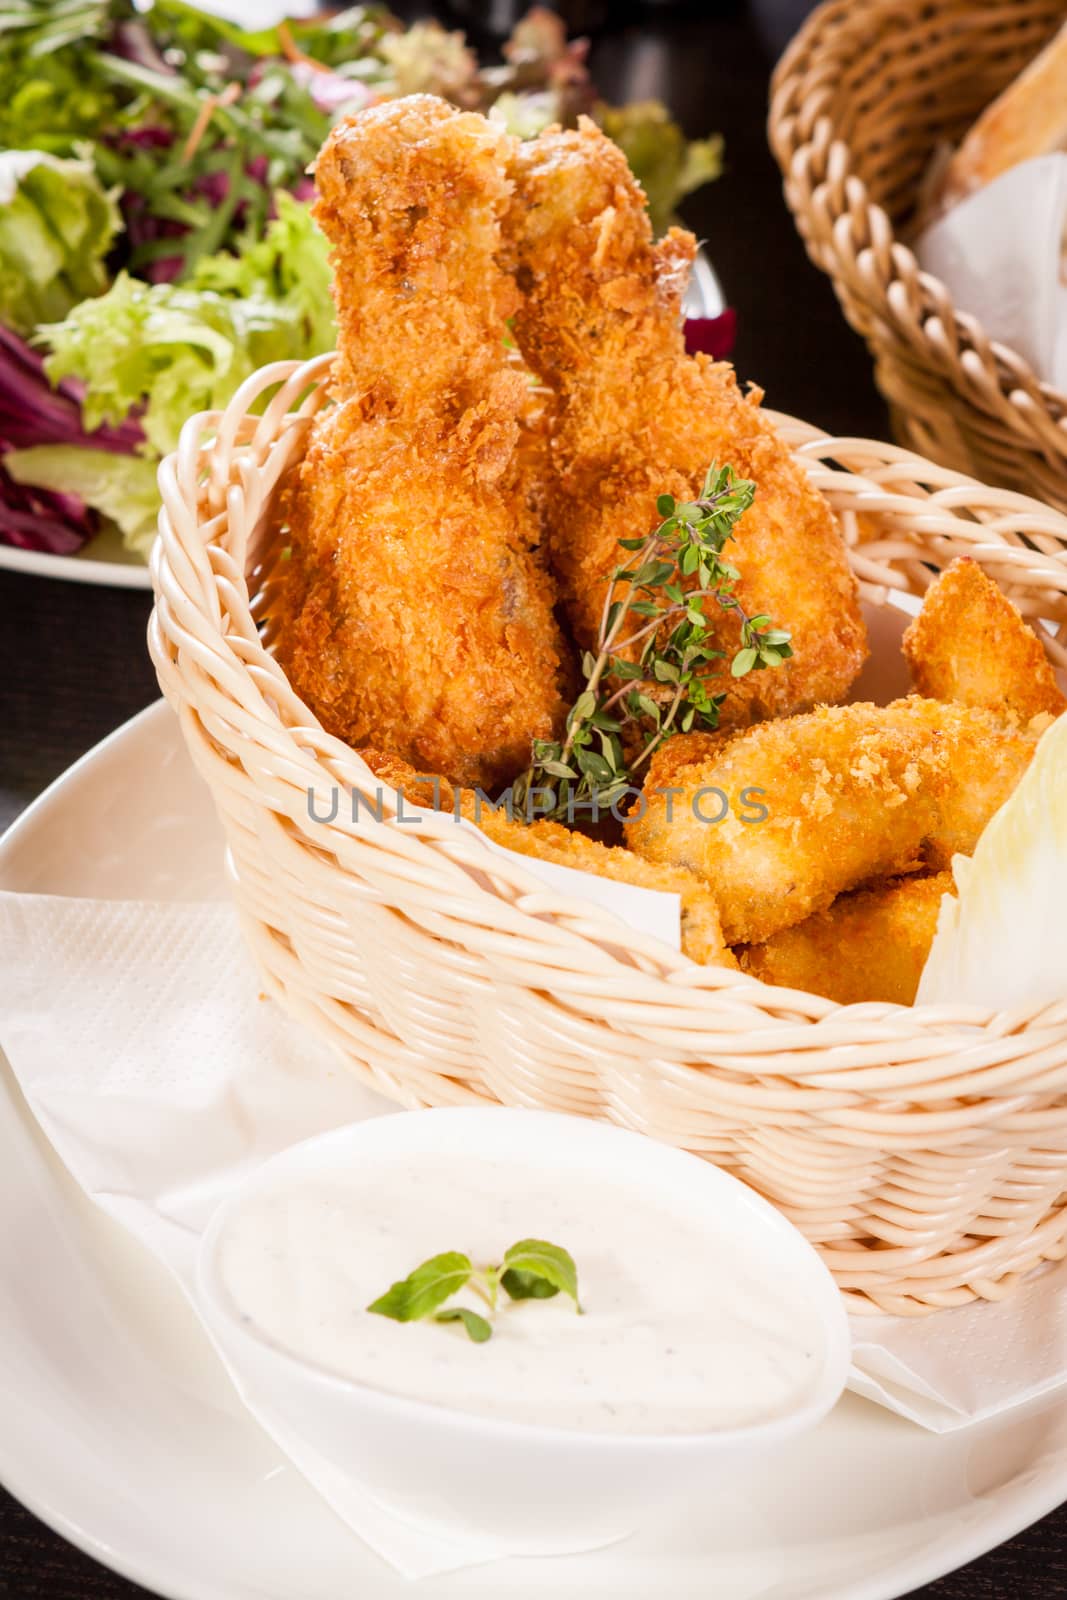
[885,695,1051,870]
[626,697,1039,944]
[637,728,730,791]
[357,747,735,966]
[504,118,868,728]
[275,97,570,791]
[739,873,955,1006]
[903,558,1066,724]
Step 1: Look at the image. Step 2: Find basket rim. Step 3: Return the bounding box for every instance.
[767,0,1067,425]
[149,354,1067,1050]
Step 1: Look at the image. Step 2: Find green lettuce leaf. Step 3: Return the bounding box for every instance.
[0,64,117,157]
[144,0,394,68]
[0,150,119,336]
[379,20,477,99]
[29,196,335,552]
[192,192,335,359]
[488,90,561,141]
[595,101,723,236]
[42,271,289,456]
[42,196,334,460]
[4,445,160,553]
[0,3,119,154]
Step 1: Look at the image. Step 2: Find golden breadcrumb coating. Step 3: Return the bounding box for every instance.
[274,97,570,791]
[357,747,734,967]
[884,695,1051,870]
[739,872,955,1006]
[625,697,1039,944]
[638,728,730,791]
[503,118,868,728]
[902,557,1066,724]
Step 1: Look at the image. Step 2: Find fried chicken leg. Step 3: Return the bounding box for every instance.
[504,118,868,728]
[275,97,570,791]
[626,698,1040,944]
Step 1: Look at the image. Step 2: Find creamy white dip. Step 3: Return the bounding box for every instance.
[216,1154,822,1435]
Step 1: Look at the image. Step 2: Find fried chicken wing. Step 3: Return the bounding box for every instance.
[626,698,1039,944]
[739,872,955,1006]
[357,747,735,967]
[504,119,868,728]
[902,557,1066,724]
[275,97,570,791]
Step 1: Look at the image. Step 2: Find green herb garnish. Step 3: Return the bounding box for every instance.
[366,1251,474,1324]
[433,1306,493,1343]
[500,1239,580,1306]
[513,461,792,822]
[368,1238,580,1343]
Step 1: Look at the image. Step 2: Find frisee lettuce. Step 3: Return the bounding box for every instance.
[42,272,293,457]
[378,19,477,99]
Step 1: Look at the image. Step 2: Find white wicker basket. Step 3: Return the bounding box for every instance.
[149,355,1067,1316]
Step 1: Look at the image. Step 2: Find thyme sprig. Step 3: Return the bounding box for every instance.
[514,462,792,822]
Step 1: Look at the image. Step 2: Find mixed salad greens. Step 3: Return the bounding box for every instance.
[0,0,723,558]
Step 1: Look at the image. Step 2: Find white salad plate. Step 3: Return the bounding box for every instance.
[5,697,1067,1600]
[0,262,724,594]
[0,519,154,590]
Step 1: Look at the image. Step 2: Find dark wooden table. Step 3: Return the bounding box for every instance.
[0,1,1063,1595]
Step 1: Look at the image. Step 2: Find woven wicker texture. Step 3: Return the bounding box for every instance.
[149,357,1067,1316]
[769,0,1067,510]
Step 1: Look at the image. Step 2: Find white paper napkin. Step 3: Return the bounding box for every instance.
[916,153,1067,389]
[0,892,517,1579]
[4,891,1067,1587]
[850,1259,1067,1431]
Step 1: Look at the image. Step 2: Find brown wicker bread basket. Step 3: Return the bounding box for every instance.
[769,0,1067,510]
[149,355,1067,1318]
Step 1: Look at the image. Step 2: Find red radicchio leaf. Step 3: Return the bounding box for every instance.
[0,466,91,555]
[0,328,143,554]
[0,328,142,454]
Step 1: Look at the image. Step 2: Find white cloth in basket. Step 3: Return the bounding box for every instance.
[918,154,1067,391]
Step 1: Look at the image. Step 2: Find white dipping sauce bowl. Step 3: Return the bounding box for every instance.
[197,1108,850,1554]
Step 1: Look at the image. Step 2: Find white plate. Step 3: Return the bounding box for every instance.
[0,519,153,590]
[0,262,723,593]
[3,698,1067,1599]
